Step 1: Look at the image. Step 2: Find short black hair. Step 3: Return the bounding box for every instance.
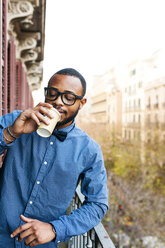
[49,68,86,97]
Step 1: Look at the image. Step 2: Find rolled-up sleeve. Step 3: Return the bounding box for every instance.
[0,111,22,154]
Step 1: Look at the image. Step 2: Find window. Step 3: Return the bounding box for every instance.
[125,130,127,139]
[134,99,136,108]
[154,95,159,108]
[147,97,151,109]
[138,114,141,123]
[129,130,131,140]
[138,99,141,108]
[134,131,136,139]
[155,114,158,122]
[156,95,158,103]
[146,114,150,125]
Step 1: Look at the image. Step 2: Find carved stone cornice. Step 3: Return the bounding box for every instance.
[7,0,46,91]
[27,63,43,75]
[21,49,38,63]
[8,0,34,35]
[18,37,37,56]
[27,62,43,90]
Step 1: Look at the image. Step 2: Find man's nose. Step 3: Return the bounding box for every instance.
[54,95,64,105]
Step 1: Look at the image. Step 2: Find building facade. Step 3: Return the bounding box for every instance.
[144,50,165,144]
[122,60,146,143]
[0,0,46,116]
[90,74,108,123]
[90,68,120,125]
[107,85,122,135]
[89,50,165,148]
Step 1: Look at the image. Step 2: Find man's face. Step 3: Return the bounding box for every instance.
[45,74,86,129]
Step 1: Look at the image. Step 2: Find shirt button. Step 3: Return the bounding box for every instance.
[16,237,18,241]
[44,161,47,165]
[37,181,40,184]
[50,141,53,145]
[29,201,33,204]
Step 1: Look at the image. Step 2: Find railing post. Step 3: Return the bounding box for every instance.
[87,232,92,248]
[83,232,87,248]
[90,229,96,247]
[80,233,84,248]
[68,185,116,248]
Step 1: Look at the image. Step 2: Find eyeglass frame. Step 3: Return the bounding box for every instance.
[44,87,83,106]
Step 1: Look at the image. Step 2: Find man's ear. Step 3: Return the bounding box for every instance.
[79,98,87,110]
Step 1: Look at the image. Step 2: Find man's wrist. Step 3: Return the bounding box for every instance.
[7,126,20,139]
[3,128,16,144]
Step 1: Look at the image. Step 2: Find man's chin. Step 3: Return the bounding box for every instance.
[56,108,79,128]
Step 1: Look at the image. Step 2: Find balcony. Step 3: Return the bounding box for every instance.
[153,103,159,109]
[68,185,115,248]
[160,123,165,129]
[145,121,160,129]
[124,106,141,112]
[146,104,151,110]
[124,122,141,128]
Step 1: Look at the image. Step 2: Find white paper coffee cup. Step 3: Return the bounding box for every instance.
[36,108,61,138]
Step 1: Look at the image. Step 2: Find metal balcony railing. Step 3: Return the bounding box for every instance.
[153,103,159,109]
[146,104,151,109]
[145,121,160,129]
[68,185,116,248]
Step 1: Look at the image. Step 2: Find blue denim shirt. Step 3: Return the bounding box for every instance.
[0,111,108,248]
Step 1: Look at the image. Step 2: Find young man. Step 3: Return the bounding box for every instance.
[0,68,108,248]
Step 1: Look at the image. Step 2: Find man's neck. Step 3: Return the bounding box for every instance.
[56,120,74,129]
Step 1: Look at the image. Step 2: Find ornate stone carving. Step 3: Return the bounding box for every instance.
[8,1,33,21]
[28,74,40,84]
[7,0,45,91]
[29,75,41,91]
[27,62,43,89]
[18,37,37,57]
[21,49,38,63]
[20,16,33,29]
[27,63,43,75]
[8,0,34,33]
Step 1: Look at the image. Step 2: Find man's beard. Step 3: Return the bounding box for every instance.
[56,107,80,128]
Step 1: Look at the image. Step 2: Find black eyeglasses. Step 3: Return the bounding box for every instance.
[44,87,83,106]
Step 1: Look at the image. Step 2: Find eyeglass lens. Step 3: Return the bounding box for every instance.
[45,88,76,105]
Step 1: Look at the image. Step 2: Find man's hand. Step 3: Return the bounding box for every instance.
[11,215,56,247]
[10,102,54,137]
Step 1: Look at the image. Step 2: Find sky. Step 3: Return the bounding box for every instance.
[33,0,165,103]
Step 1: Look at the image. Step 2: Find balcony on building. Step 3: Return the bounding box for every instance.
[124,122,141,128]
[153,103,159,109]
[146,104,151,110]
[160,122,165,130]
[145,120,160,129]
